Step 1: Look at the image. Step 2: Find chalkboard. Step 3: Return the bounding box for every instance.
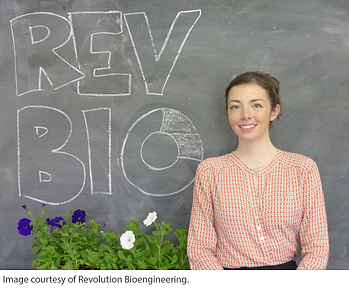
[0,0,348,269]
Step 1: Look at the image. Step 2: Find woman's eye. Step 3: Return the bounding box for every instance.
[230,105,240,110]
[253,103,262,108]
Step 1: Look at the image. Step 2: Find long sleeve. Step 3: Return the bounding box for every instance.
[187,163,223,270]
[297,162,329,270]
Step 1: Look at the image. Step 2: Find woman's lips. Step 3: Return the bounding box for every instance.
[240,124,257,129]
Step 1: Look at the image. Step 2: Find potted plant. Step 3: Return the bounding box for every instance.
[17,205,190,270]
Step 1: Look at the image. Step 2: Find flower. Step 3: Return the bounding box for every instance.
[120,231,135,250]
[143,211,157,226]
[47,217,65,228]
[71,209,86,224]
[22,204,27,210]
[17,218,33,236]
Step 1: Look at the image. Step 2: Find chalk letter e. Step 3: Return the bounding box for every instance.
[68,11,131,96]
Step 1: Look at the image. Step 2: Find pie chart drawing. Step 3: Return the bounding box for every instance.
[121,108,204,196]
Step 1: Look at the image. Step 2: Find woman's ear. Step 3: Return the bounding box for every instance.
[270,104,281,122]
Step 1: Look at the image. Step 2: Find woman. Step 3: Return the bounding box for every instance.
[187,71,329,270]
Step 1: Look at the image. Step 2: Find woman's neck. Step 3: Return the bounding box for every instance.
[235,139,278,171]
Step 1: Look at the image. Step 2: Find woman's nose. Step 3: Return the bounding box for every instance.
[241,107,252,119]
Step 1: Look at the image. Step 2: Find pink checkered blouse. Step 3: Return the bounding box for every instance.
[188,150,329,269]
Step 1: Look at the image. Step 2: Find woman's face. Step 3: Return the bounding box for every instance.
[227,83,280,143]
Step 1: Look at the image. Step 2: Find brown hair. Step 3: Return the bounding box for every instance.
[225,71,282,119]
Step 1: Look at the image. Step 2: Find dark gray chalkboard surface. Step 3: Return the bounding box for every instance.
[0,0,348,269]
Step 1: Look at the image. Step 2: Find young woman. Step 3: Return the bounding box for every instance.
[187,71,329,270]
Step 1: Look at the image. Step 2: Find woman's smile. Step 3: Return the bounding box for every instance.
[239,124,257,130]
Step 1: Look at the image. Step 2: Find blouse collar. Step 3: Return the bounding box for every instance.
[230,149,284,174]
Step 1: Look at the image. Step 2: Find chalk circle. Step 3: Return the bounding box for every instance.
[121,108,204,196]
[140,131,179,170]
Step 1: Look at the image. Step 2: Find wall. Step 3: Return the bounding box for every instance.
[0,0,348,269]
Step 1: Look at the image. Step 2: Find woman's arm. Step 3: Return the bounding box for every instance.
[187,163,223,270]
[298,162,329,270]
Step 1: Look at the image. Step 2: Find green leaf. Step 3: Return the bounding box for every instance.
[118,251,126,260]
[149,257,157,265]
[87,252,100,264]
[36,256,49,263]
[63,261,75,270]
[136,260,148,270]
[161,243,174,253]
[104,255,112,263]
[171,255,178,264]
[176,227,188,235]
[152,230,162,236]
[54,257,61,268]
[146,235,158,244]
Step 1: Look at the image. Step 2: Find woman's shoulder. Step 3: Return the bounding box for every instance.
[279,150,318,171]
[197,153,235,171]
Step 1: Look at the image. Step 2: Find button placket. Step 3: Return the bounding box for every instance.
[257,173,266,239]
[247,171,266,247]
[256,223,264,241]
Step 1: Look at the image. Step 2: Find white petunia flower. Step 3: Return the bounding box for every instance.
[120,230,135,250]
[143,211,157,226]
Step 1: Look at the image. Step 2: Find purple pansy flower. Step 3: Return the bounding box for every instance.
[71,209,86,224]
[17,218,33,236]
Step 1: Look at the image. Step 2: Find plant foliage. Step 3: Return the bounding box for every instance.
[18,205,190,270]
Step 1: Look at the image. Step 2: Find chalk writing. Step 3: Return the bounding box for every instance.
[10,9,201,97]
[68,11,131,96]
[121,108,203,197]
[39,170,52,183]
[124,10,201,95]
[17,106,203,203]
[17,106,86,205]
[83,108,112,195]
[13,9,203,203]
[10,12,84,96]
[35,126,49,138]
